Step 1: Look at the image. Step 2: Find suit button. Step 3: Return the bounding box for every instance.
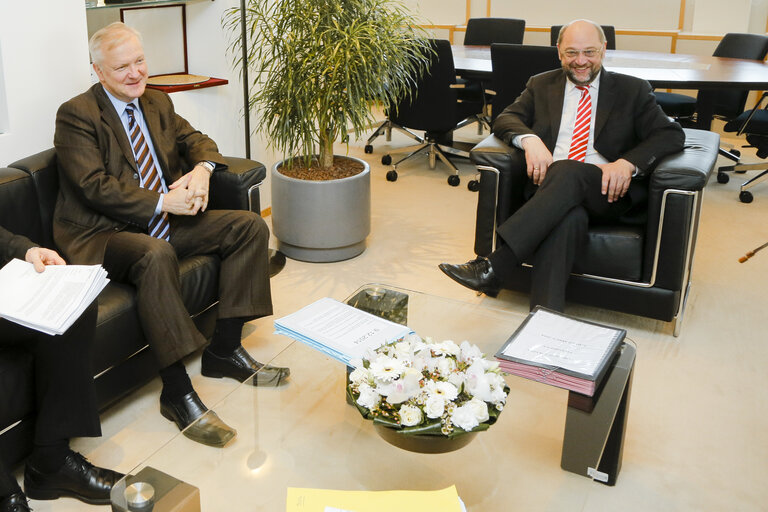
[133,173,139,179]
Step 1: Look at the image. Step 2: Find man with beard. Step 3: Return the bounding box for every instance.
[439,19,685,311]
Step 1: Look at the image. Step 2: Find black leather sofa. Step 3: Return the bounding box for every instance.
[470,128,719,335]
[0,148,266,469]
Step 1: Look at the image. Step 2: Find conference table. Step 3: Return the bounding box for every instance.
[452,45,768,130]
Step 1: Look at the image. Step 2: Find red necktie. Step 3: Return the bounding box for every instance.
[567,86,592,162]
[126,105,170,241]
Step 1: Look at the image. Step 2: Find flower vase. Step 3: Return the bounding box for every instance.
[373,424,478,454]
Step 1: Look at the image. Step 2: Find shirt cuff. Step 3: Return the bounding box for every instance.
[155,195,164,216]
[512,133,539,149]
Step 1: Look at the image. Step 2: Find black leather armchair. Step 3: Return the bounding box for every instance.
[469,128,719,335]
[0,148,266,469]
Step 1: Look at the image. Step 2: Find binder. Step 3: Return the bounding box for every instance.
[495,307,625,396]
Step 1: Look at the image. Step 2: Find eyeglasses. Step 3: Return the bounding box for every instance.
[562,48,601,59]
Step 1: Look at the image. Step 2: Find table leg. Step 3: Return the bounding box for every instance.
[560,343,636,486]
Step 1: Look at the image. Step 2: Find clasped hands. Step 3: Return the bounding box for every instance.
[521,136,634,203]
[162,164,211,216]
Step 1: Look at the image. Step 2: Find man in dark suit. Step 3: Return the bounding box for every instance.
[53,22,288,448]
[440,19,685,311]
[0,226,122,511]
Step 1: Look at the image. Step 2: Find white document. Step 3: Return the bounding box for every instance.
[0,259,109,336]
[500,309,621,377]
[274,297,412,366]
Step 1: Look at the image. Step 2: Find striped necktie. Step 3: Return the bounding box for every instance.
[125,104,170,241]
[567,86,592,162]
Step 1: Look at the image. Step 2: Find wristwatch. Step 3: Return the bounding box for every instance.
[198,161,215,174]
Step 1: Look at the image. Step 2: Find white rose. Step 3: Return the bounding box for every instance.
[432,340,460,357]
[436,357,457,376]
[424,396,446,419]
[465,397,490,423]
[356,383,380,410]
[393,340,411,359]
[349,367,370,386]
[447,371,465,390]
[451,404,480,431]
[399,404,423,427]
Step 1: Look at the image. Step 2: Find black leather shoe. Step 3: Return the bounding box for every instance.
[201,346,290,387]
[24,452,123,505]
[439,258,501,298]
[160,391,236,448]
[0,492,31,512]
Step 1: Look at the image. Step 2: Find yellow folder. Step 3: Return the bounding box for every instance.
[286,486,463,512]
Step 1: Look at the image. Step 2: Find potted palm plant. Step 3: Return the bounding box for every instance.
[224,0,431,262]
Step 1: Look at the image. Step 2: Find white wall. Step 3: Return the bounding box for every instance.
[0,0,92,166]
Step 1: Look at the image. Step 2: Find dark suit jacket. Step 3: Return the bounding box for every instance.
[0,226,34,266]
[53,84,227,265]
[492,68,685,179]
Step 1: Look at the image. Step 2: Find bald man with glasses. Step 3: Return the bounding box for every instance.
[440,19,685,312]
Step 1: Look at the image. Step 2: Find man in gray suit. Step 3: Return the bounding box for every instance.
[440,19,685,311]
[53,22,288,448]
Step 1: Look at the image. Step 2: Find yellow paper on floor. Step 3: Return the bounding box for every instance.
[286,486,463,512]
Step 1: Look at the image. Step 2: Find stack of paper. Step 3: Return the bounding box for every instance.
[0,259,109,336]
[495,307,625,396]
[274,298,412,367]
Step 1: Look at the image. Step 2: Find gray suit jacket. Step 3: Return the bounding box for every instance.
[492,68,685,178]
[53,84,227,265]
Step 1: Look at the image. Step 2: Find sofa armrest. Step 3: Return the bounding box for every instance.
[208,157,267,213]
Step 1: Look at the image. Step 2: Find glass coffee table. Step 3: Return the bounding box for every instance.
[110,284,634,511]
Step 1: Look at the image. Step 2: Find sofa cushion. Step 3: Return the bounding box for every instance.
[573,225,644,281]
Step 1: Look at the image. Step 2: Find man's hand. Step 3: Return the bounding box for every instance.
[25,247,66,273]
[521,136,554,185]
[166,165,211,215]
[597,159,635,203]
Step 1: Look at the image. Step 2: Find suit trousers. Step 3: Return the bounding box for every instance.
[494,160,634,311]
[103,209,272,368]
[0,302,101,445]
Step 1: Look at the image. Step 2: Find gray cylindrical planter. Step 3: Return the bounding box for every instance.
[271,156,371,262]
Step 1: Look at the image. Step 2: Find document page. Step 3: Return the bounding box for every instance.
[0,259,108,335]
[274,298,412,366]
[499,308,623,377]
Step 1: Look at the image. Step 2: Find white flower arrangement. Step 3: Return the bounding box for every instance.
[348,334,508,437]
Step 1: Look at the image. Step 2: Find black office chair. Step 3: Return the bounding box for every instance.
[487,43,561,122]
[464,44,561,192]
[464,17,526,46]
[654,33,768,126]
[551,24,616,49]
[381,39,484,186]
[718,92,768,203]
[459,18,527,134]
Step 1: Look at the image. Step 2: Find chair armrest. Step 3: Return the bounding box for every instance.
[470,135,528,256]
[649,128,719,194]
[208,157,267,213]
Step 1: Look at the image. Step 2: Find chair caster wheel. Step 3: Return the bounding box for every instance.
[364,144,373,154]
[381,155,392,165]
[717,172,730,184]
[386,170,398,182]
[731,149,741,157]
[739,190,753,203]
[448,175,460,187]
[467,179,479,192]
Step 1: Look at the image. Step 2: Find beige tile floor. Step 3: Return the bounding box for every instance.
[17,122,768,511]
